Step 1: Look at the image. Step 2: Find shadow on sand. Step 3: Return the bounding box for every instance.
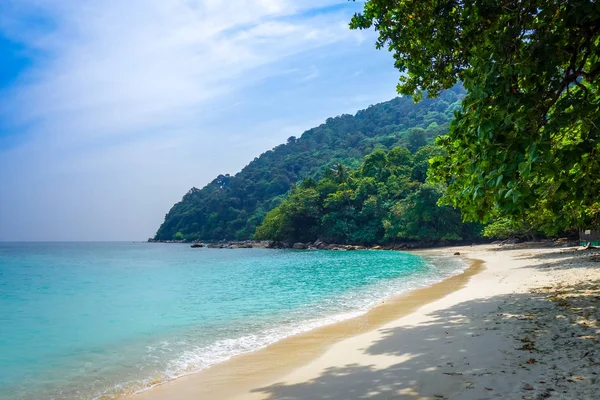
[251,249,600,400]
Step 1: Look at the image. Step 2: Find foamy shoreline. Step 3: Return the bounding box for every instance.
[134,244,600,399]
[123,252,467,398]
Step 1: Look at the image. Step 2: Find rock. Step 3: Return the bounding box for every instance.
[230,242,252,249]
[523,384,534,391]
[372,245,383,250]
[454,252,461,255]
[313,240,328,250]
[293,242,308,250]
[190,243,204,248]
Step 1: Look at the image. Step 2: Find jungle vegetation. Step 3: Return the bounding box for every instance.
[351,0,600,234]
[155,87,465,241]
[254,146,482,244]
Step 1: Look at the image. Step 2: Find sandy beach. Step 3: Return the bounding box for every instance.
[133,243,600,400]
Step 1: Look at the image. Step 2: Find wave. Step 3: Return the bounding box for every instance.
[98,254,468,399]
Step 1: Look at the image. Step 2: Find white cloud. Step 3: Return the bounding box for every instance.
[1,1,358,142]
[0,0,396,241]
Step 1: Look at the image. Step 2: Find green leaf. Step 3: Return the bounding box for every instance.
[495,175,503,187]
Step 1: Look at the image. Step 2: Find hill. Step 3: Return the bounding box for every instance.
[154,86,465,241]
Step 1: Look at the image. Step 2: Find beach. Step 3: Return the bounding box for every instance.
[134,243,600,400]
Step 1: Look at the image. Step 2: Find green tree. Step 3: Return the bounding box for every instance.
[405,128,427,153]
[384,184,464,241]
[351,0,600,232]
[173,232,184,241]
[254,147,479,244]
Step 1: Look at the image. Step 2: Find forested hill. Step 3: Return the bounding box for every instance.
[154,86,465,241]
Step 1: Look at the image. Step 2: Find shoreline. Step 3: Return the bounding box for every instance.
[133,253,484,400]
[133,243,600,399]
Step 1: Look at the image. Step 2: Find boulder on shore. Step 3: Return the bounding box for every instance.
[312,240,328,250]
[190,243,204,248]
[293,242,308,250]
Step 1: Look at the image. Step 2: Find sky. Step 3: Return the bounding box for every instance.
[0,0,400,241]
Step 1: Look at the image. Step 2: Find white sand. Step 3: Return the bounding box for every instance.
[134,244,600,400]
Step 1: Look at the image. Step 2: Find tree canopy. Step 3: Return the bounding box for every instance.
[351,0,600,232]
[255,146,481,244]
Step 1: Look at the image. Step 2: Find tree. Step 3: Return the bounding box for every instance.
[173,232,184,241]
[254,147,480,244]
[405,128,427,153]
[351,0,600,232]
[384,184,464,241]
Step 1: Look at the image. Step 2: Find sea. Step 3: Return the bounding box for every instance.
[0,242,466,399]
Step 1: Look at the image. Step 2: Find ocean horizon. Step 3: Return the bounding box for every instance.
[0,242,465,399]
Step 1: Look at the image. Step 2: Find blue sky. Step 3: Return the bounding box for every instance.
[0,0,400,241]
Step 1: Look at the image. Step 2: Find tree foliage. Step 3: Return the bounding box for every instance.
[351,0,600,232]
[155,87,465,241]
[255,146,481,244]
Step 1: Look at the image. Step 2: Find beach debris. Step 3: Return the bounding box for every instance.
[485,387,493,391]
[454,252,461,255]
[518,337,537,351]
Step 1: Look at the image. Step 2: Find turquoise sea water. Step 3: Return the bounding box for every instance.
[0,243,465,399]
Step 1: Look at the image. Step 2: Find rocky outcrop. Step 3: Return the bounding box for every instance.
[179,238,461,251]
[229,243,253,249]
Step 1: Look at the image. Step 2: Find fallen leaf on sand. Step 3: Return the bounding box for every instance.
[485,387,493,391]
